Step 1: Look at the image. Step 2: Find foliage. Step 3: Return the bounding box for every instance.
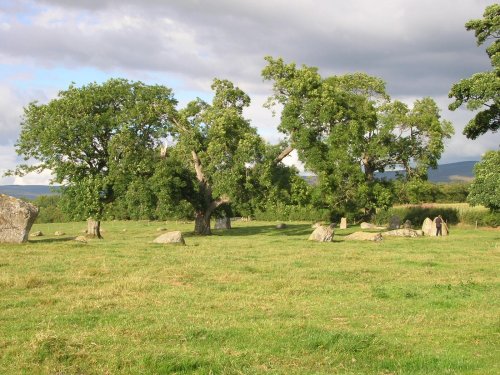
[168,79,265,234]
[374,203,499,227]
[467,150,500,211]
[262,57,453,216]
[449,4,500,139]
[32,195,69,223]
[12,78,177,234]
[374,206,460,226]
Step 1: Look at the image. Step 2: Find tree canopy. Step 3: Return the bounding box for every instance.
[467,150,500,211]
[263,57,453,216]
[449,4,500,139]
[13,78,177,237]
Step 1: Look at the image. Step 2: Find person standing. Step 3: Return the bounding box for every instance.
[435,215,443,236]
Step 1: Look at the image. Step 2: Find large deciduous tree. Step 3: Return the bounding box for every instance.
[467,150,500,211]
[13,78,177,238]
[166,79,263,235]
[263,57,453,216]
[449,4,500,139]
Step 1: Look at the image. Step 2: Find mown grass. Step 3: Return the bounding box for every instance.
[0,220,499,374]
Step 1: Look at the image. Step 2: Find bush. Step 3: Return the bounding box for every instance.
[254,203,331,222]
[374,206,460,226]
[374,204,499,227]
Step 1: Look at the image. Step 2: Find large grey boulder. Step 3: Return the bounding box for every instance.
[215,217,231,230]
[0,194,39,243]
[308,226,334,242]
[153,231,186,245]
[345,231,383,241]
[388,215,402,230]
[382,229,423,238]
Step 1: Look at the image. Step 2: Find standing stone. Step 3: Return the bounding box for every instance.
[421,217,433,236]
[308,226,334,242]
[215,217,231,230]
[0,194,39,243]
[153,231,186,245]
[403,220,412,229]
[339,217,347,229]
[388,215,402,230]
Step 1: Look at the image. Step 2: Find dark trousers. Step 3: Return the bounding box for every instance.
[436,226,442,236]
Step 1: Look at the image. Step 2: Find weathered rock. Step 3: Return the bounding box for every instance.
[360,222,375,229]
[421,217,433,236]
[360,222,385,230]
[275,223,287,229]
[215,217,231,230]
[30,230,43,237]
[0,194,39,243]
[382,229,422,238]
[388,215,402,230]
[74,236,88,243]
[54,231,65,236]
[403,219,412,229]
[308,226,334,242]
[339,217,347,229]
[153,231,186,245]
[345,231,383,241]
[311,222,322,229]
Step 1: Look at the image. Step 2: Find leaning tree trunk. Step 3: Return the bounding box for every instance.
[86,218,103,239]
[194,211,212,235]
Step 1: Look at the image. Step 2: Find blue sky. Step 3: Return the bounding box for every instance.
[0,0,498,184]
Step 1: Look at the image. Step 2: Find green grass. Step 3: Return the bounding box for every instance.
[0,220,499,374]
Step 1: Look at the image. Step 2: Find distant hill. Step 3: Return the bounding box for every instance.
[0,185,60,200]
[0,161,477,200]
[375,161,477,183]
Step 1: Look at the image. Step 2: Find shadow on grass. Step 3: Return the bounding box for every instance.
[208,224,313,238]
[29,236,81,243]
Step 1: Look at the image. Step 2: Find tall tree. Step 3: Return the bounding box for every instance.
[12,78,177,238]
[166,79,263,235]
[449,4,500,139]
[467,150,500,211]
[263,57,453,216]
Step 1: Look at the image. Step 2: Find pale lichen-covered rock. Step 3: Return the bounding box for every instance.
[421,217,434,236]
[153,231,185,245]
[74,236,88,243]
[308,226,334,242]
[54,231,65,236]
[382,229,423,237]
[339,217,347,229]
[276,223,287,229]
[345,231,383,241]
[30,231,43,237]
[0,194,39,243]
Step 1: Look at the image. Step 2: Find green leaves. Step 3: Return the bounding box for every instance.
[14,78,178,220]
[467,151,500,211]
[449,4,500,139]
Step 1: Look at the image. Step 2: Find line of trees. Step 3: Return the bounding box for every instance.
[10,5,499,235]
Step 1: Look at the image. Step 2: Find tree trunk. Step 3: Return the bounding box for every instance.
[194,211,211,235]
[87,218,103,239]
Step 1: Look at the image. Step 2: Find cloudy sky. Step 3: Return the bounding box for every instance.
[1,0,498,184]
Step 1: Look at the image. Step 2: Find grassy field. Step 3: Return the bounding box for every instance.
[0,220,499,374]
